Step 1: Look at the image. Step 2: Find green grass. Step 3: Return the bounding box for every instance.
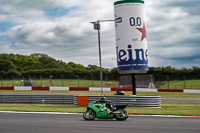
[158,79,200,90]
[2,78,200,89]
[0,102,199,116]
[1,79,119,87]
[0,90,200,99]
[0,104,86,113]
[127,102,200,116]
[0,91,200,116]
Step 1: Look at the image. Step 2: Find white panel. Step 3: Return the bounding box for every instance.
[14,86,32,90]
[89,87,101,91]
[184,89,200,93]
[50,87,69,91]
[102,87,111,91]
[137,88,157,92]
[89,87,111,91]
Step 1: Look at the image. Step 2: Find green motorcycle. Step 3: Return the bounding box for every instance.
[83,97,128,121]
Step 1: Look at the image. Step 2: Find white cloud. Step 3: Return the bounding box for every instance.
[0,0,200,69]
[145,0,200,68]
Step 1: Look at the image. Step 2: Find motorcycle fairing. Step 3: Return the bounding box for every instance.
[87,103,113,119]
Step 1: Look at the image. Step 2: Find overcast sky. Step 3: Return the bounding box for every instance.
[0,0,200,69]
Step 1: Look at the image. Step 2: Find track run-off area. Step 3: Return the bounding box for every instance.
[0,111,199,133]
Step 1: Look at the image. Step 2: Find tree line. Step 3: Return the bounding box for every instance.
[0,53,200,80]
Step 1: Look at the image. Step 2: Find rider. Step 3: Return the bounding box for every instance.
[115,86,125,95]
[97,97,116,111]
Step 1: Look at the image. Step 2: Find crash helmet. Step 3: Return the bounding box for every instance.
[99,97,106,102]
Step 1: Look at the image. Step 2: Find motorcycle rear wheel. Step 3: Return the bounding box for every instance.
[114,109,128,121]
[83,110,96,120]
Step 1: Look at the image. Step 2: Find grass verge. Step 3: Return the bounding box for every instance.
[0,90,200,99]
[0,102,199,116]
[0,91,200,116]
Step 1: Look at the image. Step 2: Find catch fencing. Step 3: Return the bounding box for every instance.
[0,76,119,88]
[0,94,161,107]
[1,75,200,89]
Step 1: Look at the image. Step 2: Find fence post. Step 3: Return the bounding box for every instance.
[49,75,53,86]
[0,76,3,87]
[106,75,108,87]
[167,75,169,89]
[40,75,43,86]
[91,75,93,87]
[118,75,120,87]
[61,75,64,87]
[12,76,14,86]
[132,73,136,95]
[77,75,79,87]
[183,75,186,89]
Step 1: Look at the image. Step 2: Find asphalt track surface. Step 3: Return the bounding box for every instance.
[0,112,200,133]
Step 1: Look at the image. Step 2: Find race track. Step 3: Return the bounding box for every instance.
[0,112,199,133]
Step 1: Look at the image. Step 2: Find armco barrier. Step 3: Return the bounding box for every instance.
[74,95,161,107]
[0,94,161,108]
[0,94,74,104]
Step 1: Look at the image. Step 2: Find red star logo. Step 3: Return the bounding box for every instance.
[136,22,147,42]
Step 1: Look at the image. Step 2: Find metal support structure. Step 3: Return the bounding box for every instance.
[90,19,115,95]
[97,24,103,95]
[131,73,136,95]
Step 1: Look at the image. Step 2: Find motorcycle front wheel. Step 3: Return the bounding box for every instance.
[114,109,129,121]
[83,110,96,120]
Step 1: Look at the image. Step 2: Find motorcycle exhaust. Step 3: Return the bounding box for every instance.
[113,111,122,115]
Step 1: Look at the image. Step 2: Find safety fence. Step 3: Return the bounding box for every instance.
[0,94,161,108]
[74,95,161,107]
[1,76,200,90]
[0,94,74,104]
[0,77,119,88]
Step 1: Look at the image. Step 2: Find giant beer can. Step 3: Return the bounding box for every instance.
[114,0,148,74]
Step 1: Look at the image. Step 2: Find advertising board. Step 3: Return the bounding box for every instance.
[114,0,148,74]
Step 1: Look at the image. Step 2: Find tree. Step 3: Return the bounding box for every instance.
[31,53,65,69]
[87,64,99,70]
[0,60,16,72]
[66,62,86,70]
